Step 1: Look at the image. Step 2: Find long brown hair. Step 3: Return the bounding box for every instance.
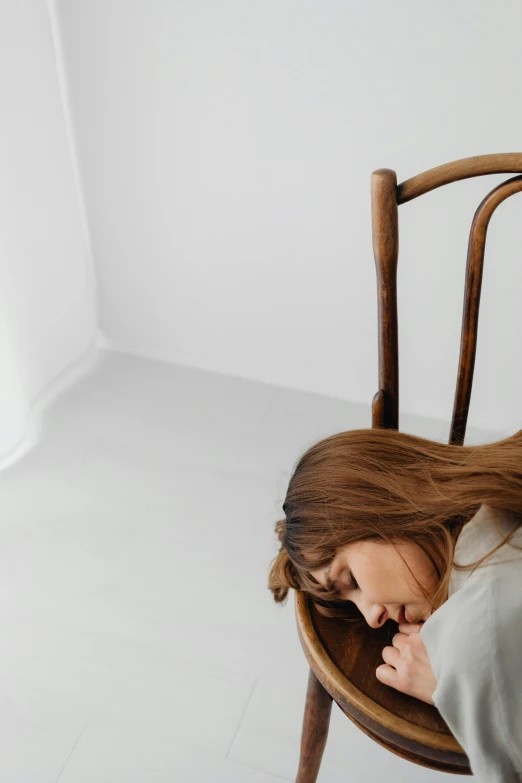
[268,427,522,621]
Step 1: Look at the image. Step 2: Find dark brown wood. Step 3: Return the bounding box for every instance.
[450,175,522,444]
[371,169,399,430]
[341,708,472,775]
[295,669,333,783]
[371,389,386,429]
[398,152,522,203]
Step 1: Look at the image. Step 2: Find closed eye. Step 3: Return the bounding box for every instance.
[324,569,359,596]
[343,570,359,591]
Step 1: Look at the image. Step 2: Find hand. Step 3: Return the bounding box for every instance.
[376,623,437,705]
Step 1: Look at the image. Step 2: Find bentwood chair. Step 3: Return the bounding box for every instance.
[294,153,522,781]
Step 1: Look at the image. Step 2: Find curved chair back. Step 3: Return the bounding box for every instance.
[371,153,522,443]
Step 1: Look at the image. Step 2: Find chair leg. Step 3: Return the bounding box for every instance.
[295,668,333,783]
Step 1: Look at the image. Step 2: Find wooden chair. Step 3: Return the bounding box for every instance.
[294,153,522,781]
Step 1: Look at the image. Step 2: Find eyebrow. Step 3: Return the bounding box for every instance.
[323,565,334,589]
[324,563,356,593]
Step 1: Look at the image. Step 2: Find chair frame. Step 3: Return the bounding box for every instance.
[294,153,522,782]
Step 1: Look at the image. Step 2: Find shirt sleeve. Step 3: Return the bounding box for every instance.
[420,575,522,782]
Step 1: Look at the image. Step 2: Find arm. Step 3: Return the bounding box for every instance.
[420,578,522,783]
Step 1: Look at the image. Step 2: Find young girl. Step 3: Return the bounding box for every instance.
[268,427,522,782]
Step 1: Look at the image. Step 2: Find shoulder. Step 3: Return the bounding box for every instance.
[486,572,522,677]
[420,568,522,776]
[453,505,522,579]
[421,558,522,682]
[420,576,490,682]
[422,569,522,734]
[486,571,522,758]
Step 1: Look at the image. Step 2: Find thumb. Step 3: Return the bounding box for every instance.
[398,622,424,635]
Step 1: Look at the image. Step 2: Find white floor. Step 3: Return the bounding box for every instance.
[0,349,492,782]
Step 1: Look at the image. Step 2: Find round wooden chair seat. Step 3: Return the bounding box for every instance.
[295,592,472,774]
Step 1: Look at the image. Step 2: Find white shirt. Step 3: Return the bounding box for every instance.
[420,504,522,782]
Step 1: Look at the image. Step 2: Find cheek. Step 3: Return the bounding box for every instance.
[350,543,437,601]
[400,552,438,597]
[356,549,427,598]
[355,554,402,593]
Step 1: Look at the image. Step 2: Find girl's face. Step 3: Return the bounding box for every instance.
[309,539,439,627]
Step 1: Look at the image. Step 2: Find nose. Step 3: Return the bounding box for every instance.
[362,605,389,629]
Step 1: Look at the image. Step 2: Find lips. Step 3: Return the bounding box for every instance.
[398,605,407,624]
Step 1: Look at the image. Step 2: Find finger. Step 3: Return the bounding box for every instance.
[398,622,424,634]
[388,631,410,651]
[376,663,399,688]
[381,645,401,667]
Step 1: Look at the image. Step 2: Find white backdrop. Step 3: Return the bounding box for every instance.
[3,0,522,461]
[0,0,97,460]
[55,0,522,435]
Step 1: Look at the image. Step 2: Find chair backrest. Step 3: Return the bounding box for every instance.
[371,153,522,444]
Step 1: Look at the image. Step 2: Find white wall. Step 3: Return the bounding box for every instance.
[0,0,98,460]
[56,0,522,436]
